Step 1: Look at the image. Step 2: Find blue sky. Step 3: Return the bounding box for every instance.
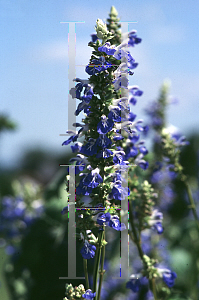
[1,0,199,168]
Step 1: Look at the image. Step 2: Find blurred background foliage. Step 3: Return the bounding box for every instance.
[0,108,199,300]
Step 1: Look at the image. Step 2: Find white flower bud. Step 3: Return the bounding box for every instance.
[95,19,109,39]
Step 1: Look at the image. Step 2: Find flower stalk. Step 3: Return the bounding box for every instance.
[182,178,199,231]
[97,228,106,300]
[83,258,89,291]
[92,230,103,298]
[129,200,158,300]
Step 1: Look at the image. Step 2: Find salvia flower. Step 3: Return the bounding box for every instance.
[98,41,117,55]
[96,133,112,148]
[134,154,149,170]
[128,30,142,47]
[112,74,129,90]
[70,142,83,153]
[157,268,177,288]
[126,275,148,293]
[128,85,143,105]
[96,212,126,231]
[108,181,130,201]
[97,114,114,134]
[62,131,79,146]
[108,215,126,231]
[90,33,98,43]
[126,278,141,292]
[82,167,103,188]
[86,56,112,75]
[82,289,96,299]
[69,154,88,173]
[148,209,164,234]
[80,240,96,259]
[80,138,98,156]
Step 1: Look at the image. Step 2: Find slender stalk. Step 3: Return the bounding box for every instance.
[83,259,89,290]
[129,201,143,259]
[97,228,106,300]
[129,200,158,300]
[92,230,103,299]
[183,180,199,231]
[151,278,158,300]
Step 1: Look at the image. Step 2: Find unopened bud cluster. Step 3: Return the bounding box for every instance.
[142,255,159,280]
[64,283,86,300]
[161,129,184,178]
[95,19,114,42]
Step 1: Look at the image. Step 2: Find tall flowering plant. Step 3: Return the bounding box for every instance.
[61,6,195,300]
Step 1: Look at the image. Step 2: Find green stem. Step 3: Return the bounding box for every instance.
[148,278,158,300]
[92,230,103,299]
[129,201,158,300]
[183,180,199,231]
[97,228,106,300]
[129,201,143,259]
[83,259,89,290]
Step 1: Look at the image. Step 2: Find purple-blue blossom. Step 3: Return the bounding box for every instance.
[80,138,98,156]
[109,215,126,231]
[96,212,126,231]
[97,212,111,226]
[112,75,129,90]
[80,240,96,259]
[86,56,112,75]
[82,289,96,299]
[0,195,44,253]
[113,48,134,62]
[108,181,130,201]
[97,115,114,134]
[134,154,149,170]
[126,279,141,292]
[76,180,94,196]
[108,105,122,122]
[96,148,113,158]
[128,30,142,47]
[61,206,68,215]
[70,80,93,102]
[62,133,78,146]
[71,142,82,153]
[98,42,117,55]
[69,154,88,173]
[112,149,127,165]
[158,268,177,288]
[90,33,98,43]
[129,86,143,106]
[148,209,164,234]
[96,134,112,148]
[126,276,148,293]
[82,167,103,188]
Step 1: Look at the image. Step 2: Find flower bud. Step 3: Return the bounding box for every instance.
[95,19,114,42]
[95,19,109,39]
